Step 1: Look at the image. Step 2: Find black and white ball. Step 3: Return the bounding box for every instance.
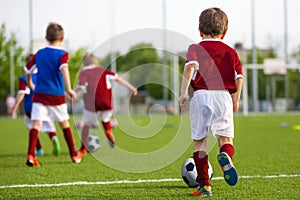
[88,134,100,152]
[181,157,213,187]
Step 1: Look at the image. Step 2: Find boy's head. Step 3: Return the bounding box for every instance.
[45,22,64,43]
[25,54,34,63]
[83,53,99,66]
[199,7,228,38]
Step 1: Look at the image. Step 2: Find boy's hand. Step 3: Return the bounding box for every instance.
[232,93,240,113]
[11,112,17,119]
[28,82,35,90]
[179,94,189,107]
[67,89,77,99]
[232,100,239,113]
[132,88,138,96]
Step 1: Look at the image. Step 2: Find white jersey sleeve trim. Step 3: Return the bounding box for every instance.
[24,65,36,74]
[185,61,199,80]
[106,74,118,89]
[184,61,199,70]
[235,71,244,80]
[59,63,68,70]
[18,87,30,95]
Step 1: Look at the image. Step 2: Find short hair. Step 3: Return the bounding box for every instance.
[46,22,64,43]
[83,53,99,66]
[25,53,34,63]
[199,7,228,37]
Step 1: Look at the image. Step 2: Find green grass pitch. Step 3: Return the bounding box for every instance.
[0,114,300,199]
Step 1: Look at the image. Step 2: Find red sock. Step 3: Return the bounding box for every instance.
[80,125,89,150]
[36,137,42,150]
[62,127,76,157]
[28,128,39,156]
[48,132,57,139]
[220,143,235,159]
[193,151,211,187]
[102,121,111,133]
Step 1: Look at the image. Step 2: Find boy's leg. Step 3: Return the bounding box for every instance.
[59,120,82,163]
[100,111,114,148]
[48,132,61,156]
[80,124,90,155]
[35,137,44,156]
[26,120,42,167]
[217,136,238,186]
[102,121,114,148]
[192,138,212,197]
[80,109,96,154]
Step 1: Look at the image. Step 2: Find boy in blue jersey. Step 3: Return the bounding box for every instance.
[25,23,82,166]
[11,54,61,156]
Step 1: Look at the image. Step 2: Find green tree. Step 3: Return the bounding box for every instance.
[68,47,87,87]
[116,43,162,98]
[0,23,24,100]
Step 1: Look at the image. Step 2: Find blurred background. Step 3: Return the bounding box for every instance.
[1,0,300,116]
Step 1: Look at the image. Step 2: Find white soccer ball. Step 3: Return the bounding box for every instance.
[181,157,213,188]
[88,134,101,152]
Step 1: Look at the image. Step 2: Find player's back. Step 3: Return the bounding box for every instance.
[188,40,241,93]
[34,47,68,96]
[79,66,116,111]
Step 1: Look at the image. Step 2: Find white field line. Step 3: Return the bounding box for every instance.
[0,174,299,189]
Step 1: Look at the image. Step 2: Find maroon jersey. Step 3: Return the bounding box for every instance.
[186,39,243,94]
[78,66,117,112]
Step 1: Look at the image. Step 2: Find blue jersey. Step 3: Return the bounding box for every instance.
[18,74,37,114]
[25,46,68,105]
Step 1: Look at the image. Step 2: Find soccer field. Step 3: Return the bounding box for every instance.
[0,114,300,199]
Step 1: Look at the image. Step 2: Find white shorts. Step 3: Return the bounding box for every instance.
[24,115,56,132]
[189,90,234,140]
[31,102,69,123]
[82,109,112,124]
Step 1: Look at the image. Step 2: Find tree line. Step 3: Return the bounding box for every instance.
[1,23,300,110]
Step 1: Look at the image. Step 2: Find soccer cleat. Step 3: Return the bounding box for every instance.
[105,132,115,148]
[217,152,238,186]
[192,185,212,197]
[79,148,88,156]
[71,150,83,163]
[35,149,44,156]
[51,136,61,156]
[26,155,41,167]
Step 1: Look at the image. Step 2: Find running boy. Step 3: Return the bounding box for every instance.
[25,23,82,166]
[179,7,243,197]
[75,53,137,154]
[11,54,61,156]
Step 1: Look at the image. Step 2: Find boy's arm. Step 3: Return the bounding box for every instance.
[115,77,138,96]
[232,77,243,113]
[60,66,76,98]
[26,73,35,90]
[179,64,195,107]
[11,93,25,119]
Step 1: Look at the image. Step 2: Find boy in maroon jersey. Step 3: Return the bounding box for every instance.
[76,53,137,154]
[179,8,243,197]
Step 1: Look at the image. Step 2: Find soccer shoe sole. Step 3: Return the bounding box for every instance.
[217,152,238,186]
